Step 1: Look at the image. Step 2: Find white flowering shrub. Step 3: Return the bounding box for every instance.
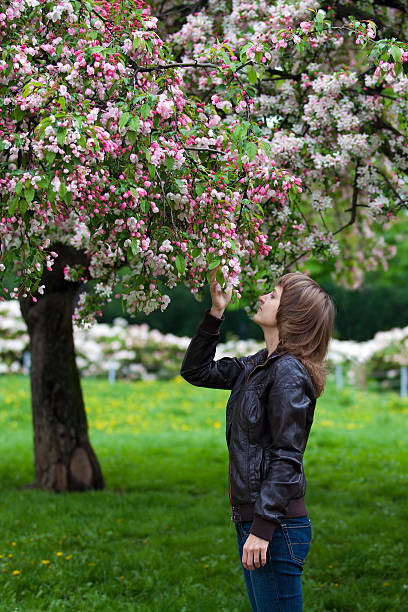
[1,301,408,385]
[0,301,262,380]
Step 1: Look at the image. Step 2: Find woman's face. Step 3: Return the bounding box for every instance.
[252,285,283,328]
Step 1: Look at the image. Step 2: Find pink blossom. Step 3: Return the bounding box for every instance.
[299,21,312,33]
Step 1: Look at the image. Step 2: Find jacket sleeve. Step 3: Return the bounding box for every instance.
[250,358,314,541]
[180,309,247,390]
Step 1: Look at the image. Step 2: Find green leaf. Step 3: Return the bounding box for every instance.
[296,41,305,55]
[395,62,402,76]
[208,258,221,270]
[140,104,151,120]
[24,186,35,204]
[130,238,138,255]
[59,182,67,199]
[47,188,56,204]
[30,274,42,294]
[232,125,242,141]
[147,163,156,179]
[37,176,49,190]
[246,142,257,162]
[216,268,224,287]
[128,116,140,131]
[175,254,186,276]
[19,199,28,216]
[246,65,257,85]
[195,183,205,197]
[128,131,138,145]
[192,248,201,258]
[239,123,248,139]
[58,96,66,111]
[140,199,149,214]
[63,190,73,205]
[57,128,67,146]
[8,195,19,215]
[15,181,23,195]
[14,108,25,122]
[45,151,56,164]
[165,156,175,171]
[118,112,131,129]
[390,45,402,63]
[133,37,142,51]
[239,42,252,64]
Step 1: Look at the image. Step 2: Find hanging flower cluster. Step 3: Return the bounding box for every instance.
[168,0,408,287]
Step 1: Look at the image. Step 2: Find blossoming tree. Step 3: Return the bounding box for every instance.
[1,0,406,490]
[164,0,408,285]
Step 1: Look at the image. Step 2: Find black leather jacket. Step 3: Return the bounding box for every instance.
[180,310,317,541]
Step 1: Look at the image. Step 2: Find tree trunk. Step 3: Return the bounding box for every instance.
[19,243,105,492]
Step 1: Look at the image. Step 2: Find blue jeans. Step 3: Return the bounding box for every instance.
[235,516,312,612]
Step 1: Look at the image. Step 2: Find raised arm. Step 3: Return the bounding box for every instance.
[180,269,246,390]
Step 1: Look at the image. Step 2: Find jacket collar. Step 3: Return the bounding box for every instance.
[253,348,286,366]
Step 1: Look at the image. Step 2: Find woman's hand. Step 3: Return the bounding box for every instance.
[242,533,269,570]
[209,268,232,319]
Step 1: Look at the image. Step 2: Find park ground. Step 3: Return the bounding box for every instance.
[0,375,407,611]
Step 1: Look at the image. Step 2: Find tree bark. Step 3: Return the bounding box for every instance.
[19,243,105,492]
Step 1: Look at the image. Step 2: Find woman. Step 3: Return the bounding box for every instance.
[180,269,334,612]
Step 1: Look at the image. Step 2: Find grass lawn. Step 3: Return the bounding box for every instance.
[0,374,407,611]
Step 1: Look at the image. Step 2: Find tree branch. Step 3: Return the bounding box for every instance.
[334,162,360,235]
[376,168,408,209]
[184,147,224,154]
[137,60,218,73]
[264,68,302,81]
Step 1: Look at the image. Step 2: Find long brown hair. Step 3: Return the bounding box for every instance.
[275,272,335,397]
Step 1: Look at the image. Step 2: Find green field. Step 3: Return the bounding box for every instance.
[0,375,407,611]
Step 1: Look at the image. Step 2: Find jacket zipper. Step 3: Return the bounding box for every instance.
[246,360,269,384]
[246,352,284,384]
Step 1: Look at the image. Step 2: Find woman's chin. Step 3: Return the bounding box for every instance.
[251,311,261,325]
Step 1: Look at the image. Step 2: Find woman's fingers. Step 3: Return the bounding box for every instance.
[242,535,268,570]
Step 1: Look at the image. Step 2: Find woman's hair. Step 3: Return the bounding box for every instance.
[275,272,335,397]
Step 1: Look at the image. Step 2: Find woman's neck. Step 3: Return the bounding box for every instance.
[263,327,280,357]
